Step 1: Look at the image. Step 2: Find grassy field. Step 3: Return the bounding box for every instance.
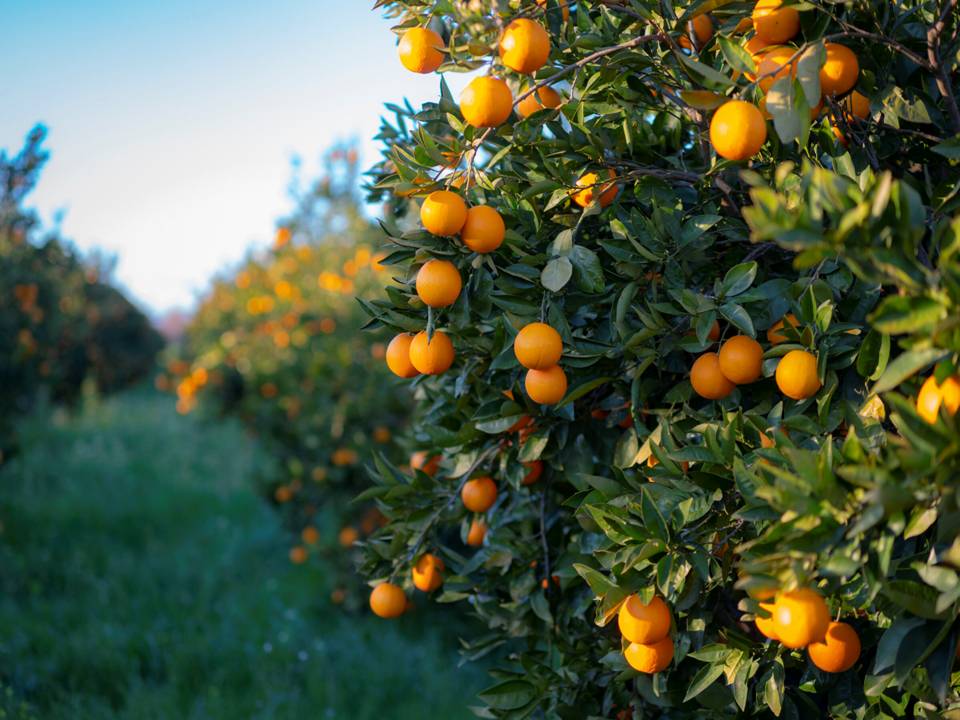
[0,390,484,720]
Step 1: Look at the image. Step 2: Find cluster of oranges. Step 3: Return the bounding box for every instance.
[690,314,821,403]
[916,369,960,425]
[617,594,675,674]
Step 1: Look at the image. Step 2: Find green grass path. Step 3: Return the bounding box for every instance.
[0,390,482,719]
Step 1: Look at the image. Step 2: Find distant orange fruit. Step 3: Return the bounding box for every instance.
[411,451,441,477]
[525,365,568,405]
[301,526,320,545]
[499,19,550,74]
[460,76,513,128]
[408,330,455,375]
[690,352,736,400]
[370,582,407,618]
[624,637,674,674]
[718,335,764,384]
[421,190,468,236]
[289,546,307,564]
[772,588,830,648]
[808,621,861,672]
[516,86,563,118]
[514,322,563,369]
[466,518,487,546]
[618,594,671,644]
[386,333,420,378]
[755,601,779,640]
[819,44,859,96]
[461,476,498,512]
[680,14,713,50]
[775,350,821,400]
[338,526,359,547]
[398,27,445,73]
[767,313,800,344]
[416,259,462,307]
[752,0,800,44]
[710,100,767,161]
[916,373,960,424]
[461,205,505,253]
[843,90,871,120]
[522,460,543,485]
[572,170,619,208]
[412,553,446,592]
[274,485,293,503]
[536,0,570,21]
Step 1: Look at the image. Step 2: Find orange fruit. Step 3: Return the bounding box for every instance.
[718,335,764,384]
[766,313,799,344]
[916,374,960,424]
[752,0,800,44]
[536,0,570,21]
[772,588,830,648]
[386,333,420,378]
[412,553,446,592]
[461,205,505,253]
[370,582,407,618]
[709,100,767,161]
[690,352,736,400]
[681,14,713,50]
[618,594,671,644]
[755,601,779,640]
[408,330,455,375]
[744,35,772,79]
[843,90,870,120]
[421,190,468,236]
[416,259,462,307]
[707,320,721,341]
[460,76,513,128]
[808,621,861,672]
[499,18,550,74]
[514,322,563,369]
[756,46,798,93]
[517,86,563,118]
[522,460,543,485]
[572,170,619,208]
[525,365,568,404]
[819,44,859,97]
[411,451,441,477]
[289,546,307,564]
[462,476,498,512]
[301,526,320,545]
[338,526,358,547]
[624,637,674,674]
[398,27,445,73]
[775,350,821,400]
[466,518,487,546]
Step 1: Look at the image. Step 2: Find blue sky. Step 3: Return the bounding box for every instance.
[3,0,470,313]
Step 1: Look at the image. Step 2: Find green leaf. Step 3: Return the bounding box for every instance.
[872,347,949,394]
[717,36,755,75]
[541,256,573,292]
[720,262,758,297]
[683,662,726,702]
[932,134,960,159]
[477,680,537,710]
[869,295,947,334]
[569,246,605,293]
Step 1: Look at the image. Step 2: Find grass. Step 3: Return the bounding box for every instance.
[0,389,484,719]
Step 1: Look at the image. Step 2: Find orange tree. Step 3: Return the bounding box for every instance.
[1,126,162,457]
[166,148,409,586]
[357,0,960,716]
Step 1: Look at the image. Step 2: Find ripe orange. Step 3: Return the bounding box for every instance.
[412,553,446,592]
[772,588,830,648]
[775,350,821,400]
[466,518,487,546]
[421,190,468,236]
[710,100,767,161]
[499,19,551,74]
[843,90,871,120]
[461,205,505,253]
[462,476,498,512]
[752,0,800,44]
[707,320,721,342]
[525,365,568,405]
[819,44,859,97]
[536,0,570,21]
[767,313,799,344]
[416,259,462,307]
[301,526,320,545]
[398,27,445,74]
[338,526,359,547]
[289,546,307,564]
[460,76,513,128]
[808,621,861,672]
[618,594,671,644]
[755,601,779,640]
[572,169,619,208]
[370,582,407,618]
[517,86,563,118]
[743,35,772,79]
[756,46,798,93]
[411,451,441,477]
[386,333,420,378]
[408,330,455,375]
[718,335,764,384]
[916,373,960,424]
[522,460,543,485]
[514,322,563,369]
[690,352,736,400]
[624,637,674,674]
[680,14,713,50]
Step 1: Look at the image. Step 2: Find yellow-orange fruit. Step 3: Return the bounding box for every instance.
[624,637,674,674]
[775,350,821,400]
[757,45,798,93]
[819,43,859,97]
[461,476,498,512]
[536,0,570,21]
[416,259,462,307]
[411,451,441,477]
[369,582,406,618]
[420,190,468,236]
[843,91,871,120]
[386,333,420,378]
[524,365,568,405]
[916,374,960,424]
[767,313,799,344]
[461,205,505,253]
[710,100,767,161]
[460,76,513,128]
[499,18,551,74]
[755,601,780,640]
[718,335,764,384]
[522,460,543,485]
[680,14,714,50]
[517,86,563,118]
[752,0,800,44]
[398,27,445,73]
[572,170,619,208]
[690,352,736,400]
[808,621,861,672]
[514,322,563,369]
[412,553,446,592]
[772,588,830,649]
[466,518,487,546]
[408,330,455,375]
[618,594,671,644]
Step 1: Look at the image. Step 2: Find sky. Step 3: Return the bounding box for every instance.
[3,0,471,314]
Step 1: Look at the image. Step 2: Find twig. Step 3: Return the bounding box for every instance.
[926,0,960,133]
